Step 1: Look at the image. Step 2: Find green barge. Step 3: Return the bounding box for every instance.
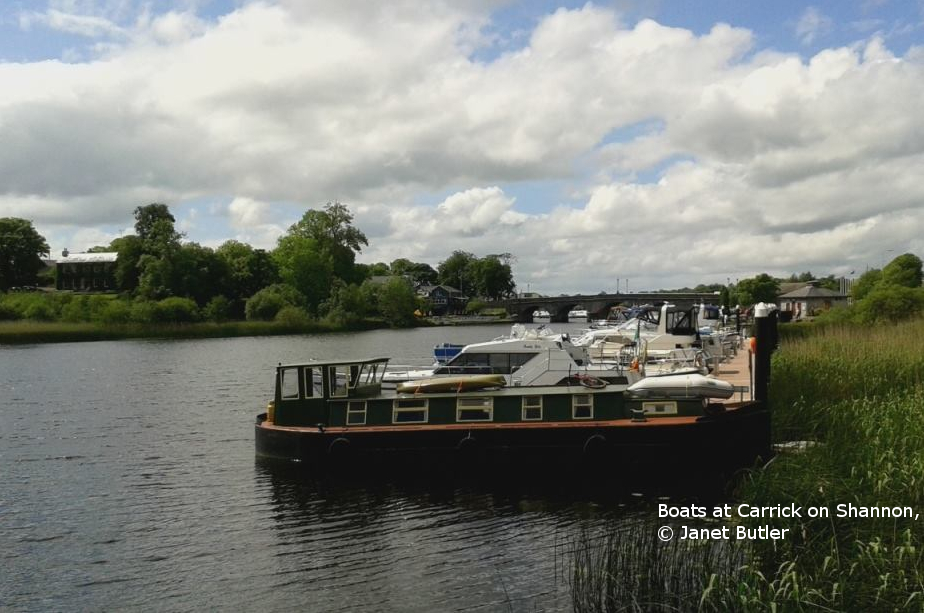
[254,356,771,473]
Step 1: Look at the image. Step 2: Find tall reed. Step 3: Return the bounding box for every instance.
[571,317,924,612]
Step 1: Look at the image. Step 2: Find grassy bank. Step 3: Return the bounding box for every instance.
[572,318,923,612]
[0,318,389,344]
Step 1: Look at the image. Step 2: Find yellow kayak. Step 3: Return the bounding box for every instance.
[396,374,506,394]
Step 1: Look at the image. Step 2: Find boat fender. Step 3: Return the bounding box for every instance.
[694,353,706,369]
[266,401,275,424]
[327,437,351,455]
[583,434,607,456]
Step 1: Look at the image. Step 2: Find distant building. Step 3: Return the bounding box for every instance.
[778,283,849,319]
[417,284,466,316]
[56,250,119,292]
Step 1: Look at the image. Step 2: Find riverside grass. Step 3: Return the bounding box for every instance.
[571,318,923,612]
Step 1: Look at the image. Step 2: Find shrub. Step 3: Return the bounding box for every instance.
[245,284,307,321]
[203,295,232,322]
[274,305,312,328]
[97,300,132,325]
[130,300,158,323]
[152,297,200,323]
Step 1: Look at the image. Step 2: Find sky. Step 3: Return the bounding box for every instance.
[0,0,922,294]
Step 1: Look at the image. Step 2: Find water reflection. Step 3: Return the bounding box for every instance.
[252,460,730,612]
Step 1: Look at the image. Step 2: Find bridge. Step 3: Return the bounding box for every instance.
[488,292,721,323]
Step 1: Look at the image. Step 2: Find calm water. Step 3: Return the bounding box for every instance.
[1,323,682,612]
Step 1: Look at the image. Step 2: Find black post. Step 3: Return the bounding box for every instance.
[752,304,778,405]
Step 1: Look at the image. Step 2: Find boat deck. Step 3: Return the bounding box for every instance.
[716,342,753,405]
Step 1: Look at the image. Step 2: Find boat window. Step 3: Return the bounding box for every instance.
[489,353,509,374]
[572,394,594,419]
[358,362,383,385]
[280,368,299,400]
[329,365,349,398]
[303,367,324,397]
[510,353,538,371]
[346,401,368,425]
[350,364,361,387]
[457,397,493,422]
[393,398,428,424]
[643,401,678,416]
[522,396,542,421]
[666,310,696,335]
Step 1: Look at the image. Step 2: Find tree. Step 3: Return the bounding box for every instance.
[880,253,923,289]
[438,251,476,294]
[852,269,882,301]
[391,258,438,285]
[468,255,515,300]
[109,235,145,292]
[215,240,279,301]
[0,218,50,291]
[285,202,368,284]
[734,274,780,306]
[378,277,418,327]
[272,235,333,314]
[854,284,923,323]
[245,284,308,321]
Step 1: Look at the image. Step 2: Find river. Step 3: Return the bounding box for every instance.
[1,322,680,612]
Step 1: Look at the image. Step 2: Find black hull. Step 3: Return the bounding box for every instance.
[255,402,771,477]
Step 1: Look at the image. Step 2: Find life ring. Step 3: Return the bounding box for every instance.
[576,374,607,389]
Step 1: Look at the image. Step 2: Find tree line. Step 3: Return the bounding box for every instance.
[0,204,515,328]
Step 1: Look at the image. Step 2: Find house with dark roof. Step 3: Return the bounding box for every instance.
[416,284,466,316]
[778,283,848,319]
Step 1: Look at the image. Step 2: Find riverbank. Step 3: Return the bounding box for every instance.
[0,319,391,344]
[572,318,924,612]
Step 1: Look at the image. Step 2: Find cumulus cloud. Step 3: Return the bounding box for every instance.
[0,1,921,292]
[795,7,833,46]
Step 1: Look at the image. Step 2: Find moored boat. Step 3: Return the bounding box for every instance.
[255,355,771,472]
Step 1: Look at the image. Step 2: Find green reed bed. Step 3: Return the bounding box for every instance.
[572,318,924,612]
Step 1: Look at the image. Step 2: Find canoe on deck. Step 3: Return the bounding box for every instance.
[396,374,506,394]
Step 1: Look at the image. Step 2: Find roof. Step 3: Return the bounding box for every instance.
[418,284,460,293]
[58,252,118,263]
[778,285,847,299]
[278,357,391,369]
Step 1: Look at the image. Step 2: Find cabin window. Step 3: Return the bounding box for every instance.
[489,353,509,374]
[522,395,543,421]
[572,394,594,419]
[510,353,538,371]
[303,367,324,397]
[358,362,385,386]
[346,401,368,425]
[457,397,493,422]
[642,401,677,416]
[280,368,300,400]
[393,398,428,424]
[329,366,349,398]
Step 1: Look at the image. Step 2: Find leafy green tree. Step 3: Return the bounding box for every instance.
[321,280,370,326]
[364,262,392,277]
[272,235,332,313]
[852,269,882,301]
[468,255,515,300]
[284,202,368,284]
[377,277,417,327]
[0,218,49,290]
[215,240,279,301]
[134,203,182,253]
[438,251,476,294]
[110,235,145,292]
[880,253,923,289]
[734,274,780,306]
[152,297,201,323]
[391,258,438,285]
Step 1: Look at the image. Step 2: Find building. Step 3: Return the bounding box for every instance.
[778,283,849,319]
[55,250,119,292]
[416,284,466,316]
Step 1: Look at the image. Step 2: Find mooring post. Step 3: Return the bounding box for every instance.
[752,303,778,404]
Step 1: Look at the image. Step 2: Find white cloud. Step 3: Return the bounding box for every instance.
[0,1,921,293]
